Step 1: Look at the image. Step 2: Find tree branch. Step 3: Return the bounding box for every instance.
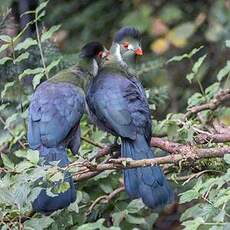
[195,132,230,144]
[185,89,230,118]
[73,141,230,182]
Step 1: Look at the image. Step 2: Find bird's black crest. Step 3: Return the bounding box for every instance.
[114,27,141,43]
[80,41,104,58]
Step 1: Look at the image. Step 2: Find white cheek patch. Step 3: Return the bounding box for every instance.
[128,44,134,51]
[92,59,99,76]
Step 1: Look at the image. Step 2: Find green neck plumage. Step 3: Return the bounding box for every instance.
[122,51,136,69]
[48,57,97,91]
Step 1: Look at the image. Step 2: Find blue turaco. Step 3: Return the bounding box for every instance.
[86,27,174,209]
[28,41,107,214]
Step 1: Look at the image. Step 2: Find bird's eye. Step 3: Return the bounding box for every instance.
[123,42,129,49]
[97,51,103,58]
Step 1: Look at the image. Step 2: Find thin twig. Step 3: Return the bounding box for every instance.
[81,136,104,149]
[87,186,125,214]
[35,12,48,79]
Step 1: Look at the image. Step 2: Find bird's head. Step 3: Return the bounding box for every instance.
[79,41,108,76]
[113,27,143,64]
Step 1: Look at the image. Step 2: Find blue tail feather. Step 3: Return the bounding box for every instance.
[121,134,174,209]
[32,145,76,214]
[121,141,139,199]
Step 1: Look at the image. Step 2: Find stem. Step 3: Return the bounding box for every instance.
[197,78,205,96]
[224,72,230,89]
[10,38,16,62]
[35,12,48,79]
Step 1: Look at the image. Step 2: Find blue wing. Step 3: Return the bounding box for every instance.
[28,82,85,149]
[87,71,151,141]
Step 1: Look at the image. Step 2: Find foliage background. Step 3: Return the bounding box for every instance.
[0,0,229,229]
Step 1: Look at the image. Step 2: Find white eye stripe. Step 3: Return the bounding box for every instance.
[128,44,134,50]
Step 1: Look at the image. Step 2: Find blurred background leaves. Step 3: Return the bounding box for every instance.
[0,0,229,229]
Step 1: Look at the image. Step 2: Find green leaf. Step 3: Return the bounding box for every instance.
[0,35,11,42]
[217,61,230,81]
[15,161,34,172]
[49,171,63,182]
[212,210,225,222]
[14,183,31,206]
[187,92,205,106]
[14,52,29,63]
[32,72,45,89]
[99,183,113,193]
[1,154,15,170]
[26,149,40,164]
[57,181,70,193]
[179,190,199,203]
[14,38,37,51]
[5,113,18,128]
[0,44,10,53]
[159,4,183,24]
[24,217,54,230]
[112,211,128,226]
[126,214,146,225]
[186,72,195,83]
[167,46,204,63]
[182,217,204,230]
[68,199,79,213]
[171,22,196,40]
[192,54,207,73]
[19,68,44,80]
[77,218,107,230]
[188,46,204,58]
[41,25,61,42]
[36,10,46,21]
[0,57,12,65]
[224,154,230,164]
[46,58,61,73]
[35,1,49,14]
[15,149,39,164]
[122,5,151,32]
[210,226,225,230]
[205,22,224,42]
[205,82,220,99]
[180,203,215,222]
[127,199,145,214]
[1,81,15,98]
[167,54,188,64]
[226,40,230,48]
[0,103,9,111]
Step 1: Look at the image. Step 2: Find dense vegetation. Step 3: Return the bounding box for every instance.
[0,0,229,229]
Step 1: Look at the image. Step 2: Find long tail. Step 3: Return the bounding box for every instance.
[32,145,76,214]
[121,134,174,208]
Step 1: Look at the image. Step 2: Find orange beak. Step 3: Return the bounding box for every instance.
[135,48,143,56]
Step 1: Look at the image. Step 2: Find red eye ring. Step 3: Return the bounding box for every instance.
[123,42,129,48]
[97,51,103,58]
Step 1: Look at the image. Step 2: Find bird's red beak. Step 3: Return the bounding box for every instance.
[135,48,143,56]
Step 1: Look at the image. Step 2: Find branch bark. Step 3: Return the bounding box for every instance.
[185,89,230,118]
[195,132,230,144]
[73,139,230,182]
